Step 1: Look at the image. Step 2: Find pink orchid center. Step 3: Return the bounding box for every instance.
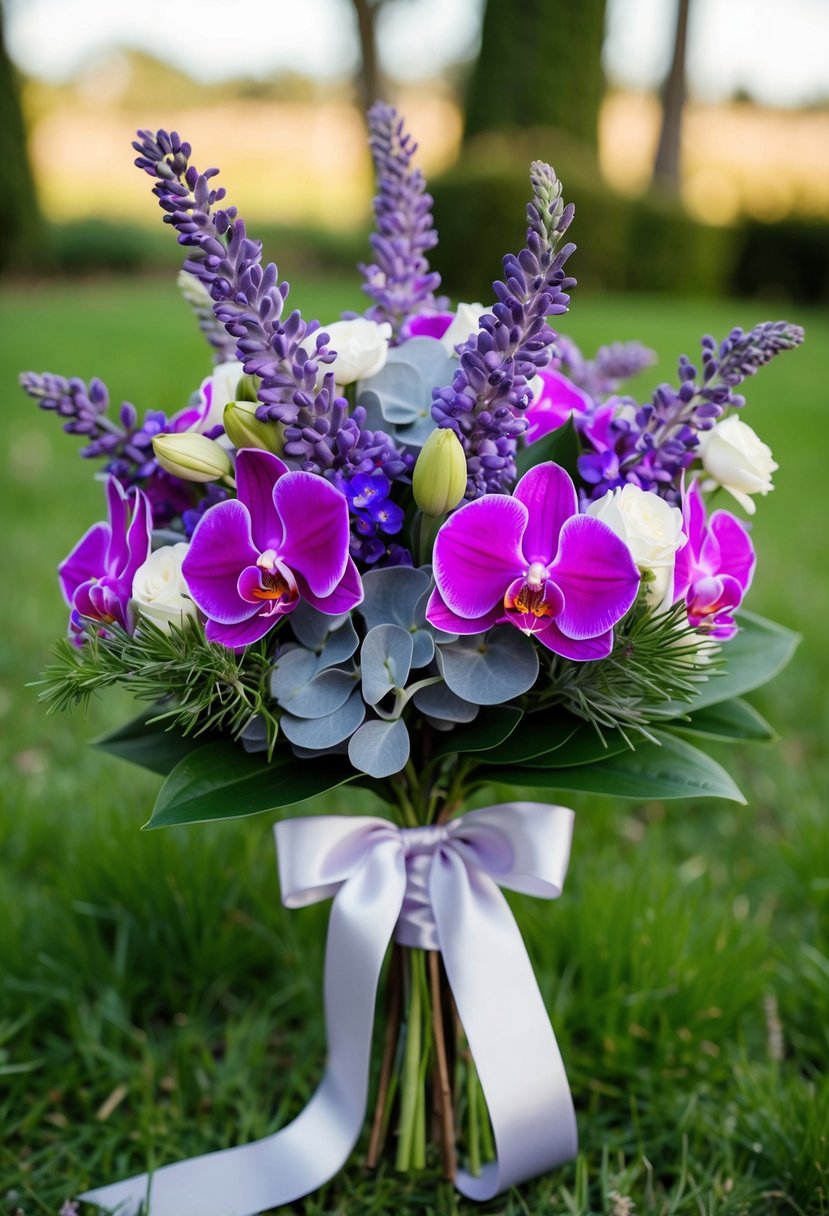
[246,549,298,604]
[502,562,565,635]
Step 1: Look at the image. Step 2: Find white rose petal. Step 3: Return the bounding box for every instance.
[439,302,486,354]
[699,414,778,515]
[132,543,197,633]
[322,318,392,385]
[587,484,685,611]
[200,360,245,431]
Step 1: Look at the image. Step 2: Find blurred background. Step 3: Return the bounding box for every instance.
[2,0,828,300]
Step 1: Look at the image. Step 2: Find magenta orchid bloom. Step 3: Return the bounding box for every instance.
[183,449,363,649]
[406,311,454,341]
[673,480,755,640]
[59,477,152,641]
[426,462,640,660]
[524,367,592,444]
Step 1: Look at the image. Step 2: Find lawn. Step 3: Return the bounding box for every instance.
[0,275,827,1215]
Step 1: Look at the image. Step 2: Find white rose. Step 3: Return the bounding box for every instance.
[322,318,392,385]
[199,360,246,431]
[132,543,197,633]
[698,415,777,515]
[587,484,685,610]
[439,302,486,354]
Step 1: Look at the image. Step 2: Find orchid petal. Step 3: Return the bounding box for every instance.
[295,556,364,615]
[425,587,501,635]
[205,611,284,650]
[104,477,130,565]
[502,575,565,635]
[183,500,260,624]
[120,489,152,585]
[706,511,756,593]
[682,479,707,554]
[58,521,110,605]
[433,495,526,619]
[513,462,578,565]
[276,472,350,597]
[235,449,288,552]
[534,620,615,661]
[237,560,299,608]
[550,514,640,638]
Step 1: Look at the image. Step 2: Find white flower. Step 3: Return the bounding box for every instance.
[587,484,685,610]
[698,414,778,515]
[439,302,486,354]
[322,318,392,385]
[132,543,197,633]
[199,360,246,431]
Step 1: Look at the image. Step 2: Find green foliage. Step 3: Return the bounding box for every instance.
[732,215,829,306]
[0,7,49,273]
[463,0,607,151]
[37,617,280,754]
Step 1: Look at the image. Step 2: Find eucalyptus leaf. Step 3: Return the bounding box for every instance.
[412,682,479,723]
[289,602,349,650]
[666,697,777,744]
[348,717,411,778]
[437,627,539,705]
[358,360,424,424]
[278,668,358,719]
[481,731,745,803]
[92,706,211,776]
[360,624,414,706]
[270,647,322,703]
[360,566,431,632]
[410,629,436,669]
[280,691,366,749]
[146,743,356,828]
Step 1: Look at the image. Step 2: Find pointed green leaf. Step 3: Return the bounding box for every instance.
[668,697,777,744]
[479,730,746,803]
[515,416,581,480]
[146,743,356,829]
[92,706,216,776]
[474,713,631,767]
[656,612,799,718]
[433,705,522,759]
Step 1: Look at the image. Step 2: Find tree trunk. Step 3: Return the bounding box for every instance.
[652,0,691,194]
[463,0,607,150]
[352,0,382,113]
[0,4,48,272]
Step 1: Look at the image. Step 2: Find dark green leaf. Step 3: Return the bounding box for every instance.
[92,706,215,776]
[514,416,581,480]
[145,743,356,829]
[655,612,799,718]
[667,697,777,744]
[475,713,628,767]
[478,730,745,803]
[433,705,522,759]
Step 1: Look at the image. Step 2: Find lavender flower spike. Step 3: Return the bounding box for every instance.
[360,102,443,338]
[431,162,576,498]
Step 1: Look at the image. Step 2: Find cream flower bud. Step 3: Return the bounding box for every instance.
[587,484,685,610]
[699,415,778,515]
[223,400,284,454]
[439,302,486,353]
[131,543,197,633]
[321,318,392,385]
[413,428,468,517]
[153,432,232,482]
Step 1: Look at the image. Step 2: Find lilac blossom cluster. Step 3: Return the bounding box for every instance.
[19,371,193,523]
[132,129,409,489]
[359,102,443,336]
[555,335,657,399]
[577,321,804,503]
[431,162,576,497]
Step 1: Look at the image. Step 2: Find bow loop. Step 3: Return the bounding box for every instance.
[447,802,574,899]
[276,815,397,908]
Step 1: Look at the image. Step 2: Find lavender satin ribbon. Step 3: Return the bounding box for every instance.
[81,803,577,1215]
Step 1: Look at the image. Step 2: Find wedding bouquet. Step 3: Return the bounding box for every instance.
[22,104,801,1213]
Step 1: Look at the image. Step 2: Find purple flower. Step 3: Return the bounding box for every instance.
[183,449,362,649]
[524,367,592,444]
[59,477,152,641]
[407,311,453,341]
[426,462,640,660]
[673,481,755,640]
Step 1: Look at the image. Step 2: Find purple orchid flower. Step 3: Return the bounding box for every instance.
[407,311,453,341]
[426,462,640,660]
[183,448,363,649]
[673,480,755,640]
[524,367,592,444]
[59,477,152,641]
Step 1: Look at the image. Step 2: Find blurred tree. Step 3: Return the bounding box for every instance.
[0,0,48,271]
[463,0,607,149]
[652,0,691,194]
[351,0,385,112]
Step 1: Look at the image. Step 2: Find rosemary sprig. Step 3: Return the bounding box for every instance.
[35,617,281,756]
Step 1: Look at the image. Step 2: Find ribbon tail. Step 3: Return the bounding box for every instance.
[433,850,578,1201]
[80,840,407,1216]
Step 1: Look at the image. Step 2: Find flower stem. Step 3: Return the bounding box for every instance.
[396,949,424,1171]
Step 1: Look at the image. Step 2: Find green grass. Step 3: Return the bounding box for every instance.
[1,277,828,1215]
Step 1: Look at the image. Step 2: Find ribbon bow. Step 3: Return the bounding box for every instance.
[82,802,577,1215]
